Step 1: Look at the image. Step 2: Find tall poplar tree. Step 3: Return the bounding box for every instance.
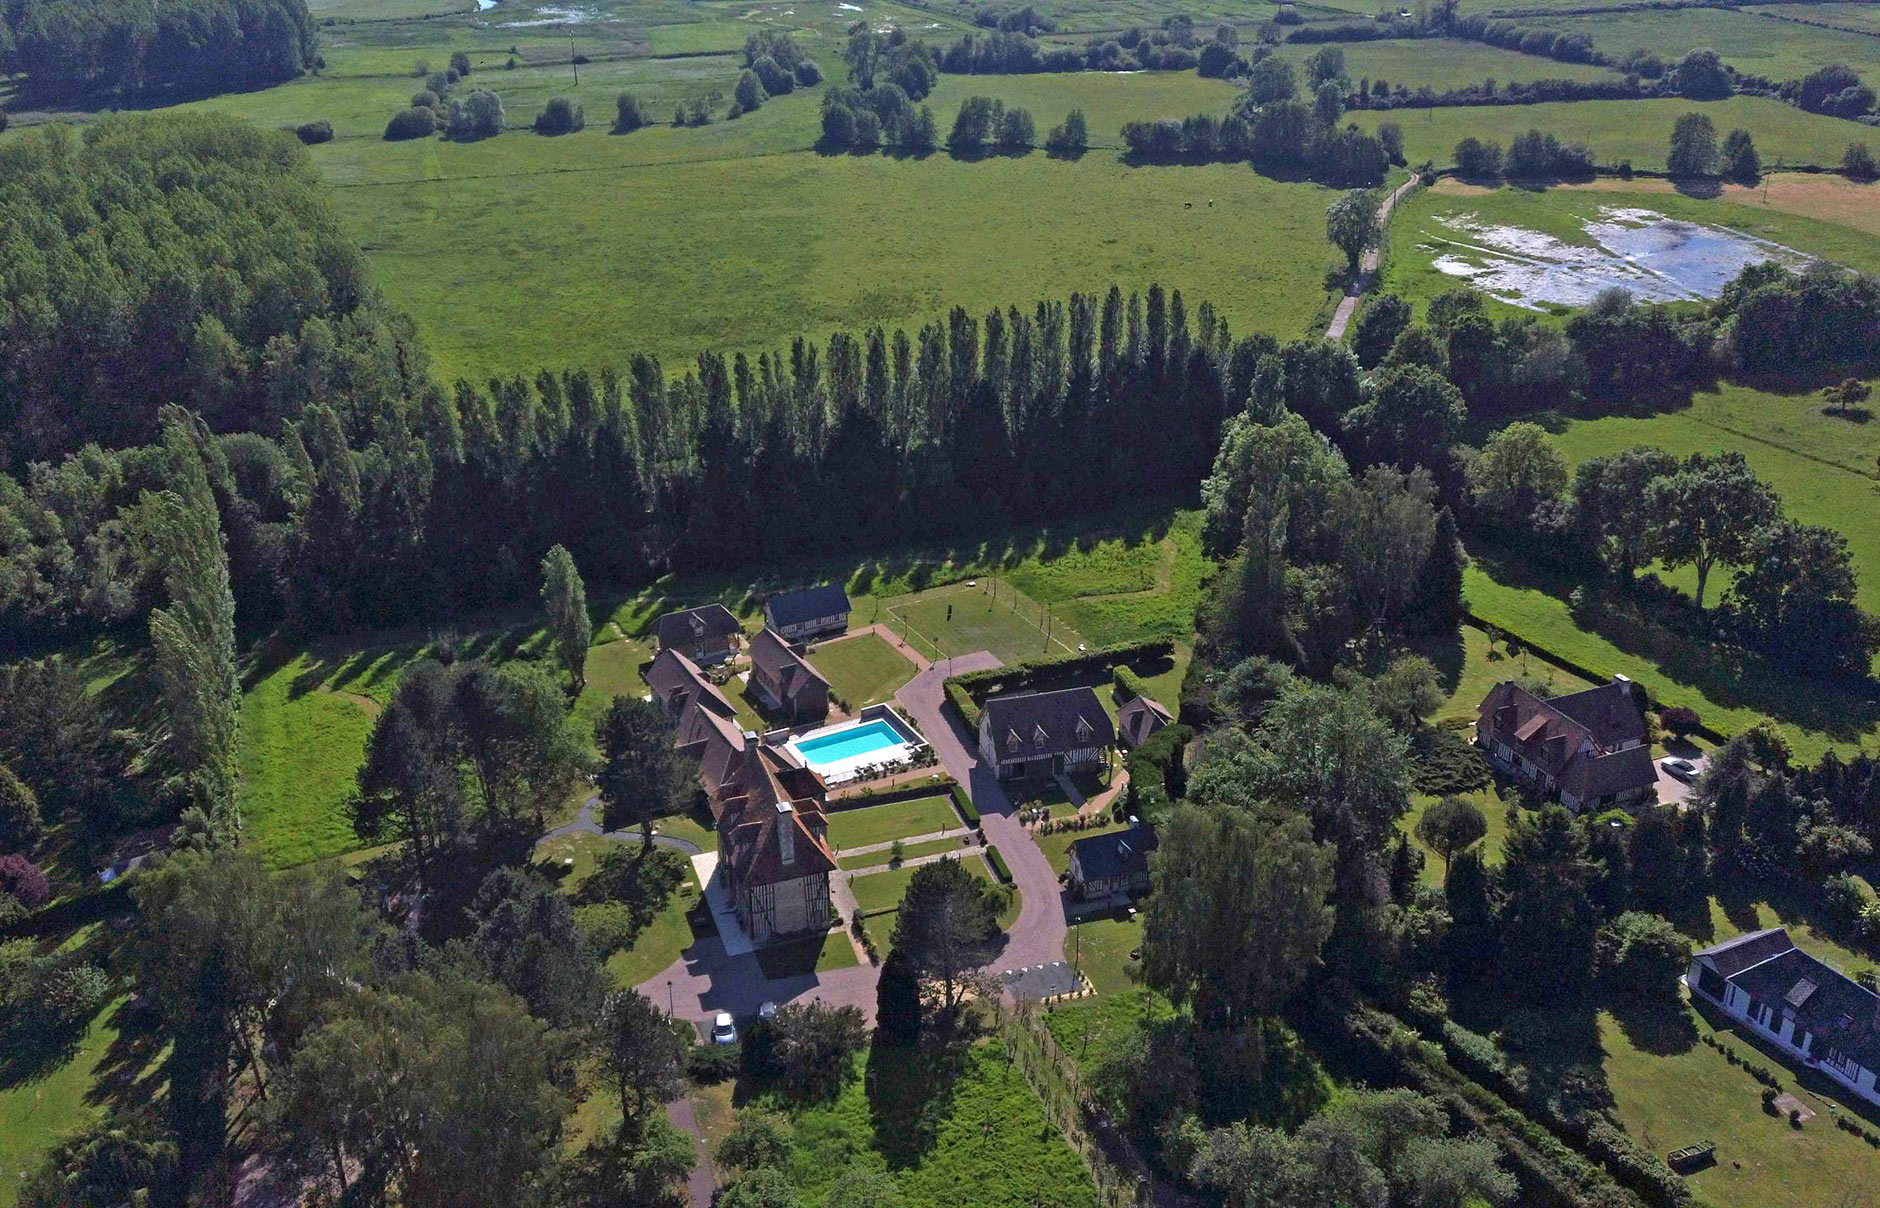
[539,544,593,693]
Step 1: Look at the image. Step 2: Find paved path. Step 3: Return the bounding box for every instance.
[893,655,1071,974]
[1325,176,1422,340]
[665,1097,716,1208]
[841,847,978,879]
[837,827,974,859]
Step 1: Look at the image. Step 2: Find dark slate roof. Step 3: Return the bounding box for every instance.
[749,628,830,702]
[655,604,741,649]
[982,687,1116,760]
[1560,743,1658,802]
[1117,695,1172,748]
[1071,824,1159,882]
[646,647,738,719]
[765,584,851,629]
[1547,680,1648,750]
[1697,927,1798,978]
[1730,944,1880,1074]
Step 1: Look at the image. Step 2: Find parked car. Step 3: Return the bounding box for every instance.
[1661,757,1699,783]
[710,1011,738,1046]
[757,1001,778,1021]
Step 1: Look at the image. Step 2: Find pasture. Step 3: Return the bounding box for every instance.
[1351,95,1865,171]
[1274,36,1624,91]
[1517,6,1880,83]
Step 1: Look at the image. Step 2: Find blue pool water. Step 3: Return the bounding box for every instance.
[793,720,905,767]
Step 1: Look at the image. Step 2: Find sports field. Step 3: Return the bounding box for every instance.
[886,581,1085,664]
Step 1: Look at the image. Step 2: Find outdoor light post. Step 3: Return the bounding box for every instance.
[667,979,674,1017]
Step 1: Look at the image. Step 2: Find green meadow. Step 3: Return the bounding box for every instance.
[1352,95,1865,171]
[1273,36,1624,91]
[1518,6,1880,83]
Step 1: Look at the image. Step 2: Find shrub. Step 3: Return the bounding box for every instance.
[412,88,440,109]
[384,106,437,140]
[615,91,648,132]
[39,963,111,1021]
[949,781,980,827]
[573,901,636,954]
[0,853,50,909]
[795,59,824,86]
[535,96,585,135]
[1113,664,1150,701]
[294,119,334,145]
[735,69,767,114]
[1846,142,1880,181]
[687,1041,741,1082]
[985,845,1013,883]
[450,50,471,76]
[1659,705,1700,736]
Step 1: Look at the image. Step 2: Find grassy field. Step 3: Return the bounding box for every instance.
[1554,173,1880,241]
[1274,36,1624,90]
[1065,913,1144,995]
[769,1040,1096,1206]
[0,999,131,1208]
[1352,96,1865,172]
[888,581,1086,664]
[824,793,968,853]
[848,853,998,915]
[1748,2,1880,35]
[807,632,919,708]
[1517,6,1880,83]
[1380,179,1880,319]
[323,141,1343,382]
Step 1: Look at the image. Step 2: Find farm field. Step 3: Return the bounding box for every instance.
[807,632,919,708]
[1538,172,1880,240]
[1351,95,1865,171]
[1273,36,1624,90]
[1379,179,1880,318]
[1518,6,1880,83]
[323,143,1342,382]
[1747,2,1880,35]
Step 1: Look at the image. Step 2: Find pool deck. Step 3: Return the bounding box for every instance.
[778,706,927,784]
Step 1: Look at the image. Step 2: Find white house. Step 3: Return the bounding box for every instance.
[1686,928,1880,1106]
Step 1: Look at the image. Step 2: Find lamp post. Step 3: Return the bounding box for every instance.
[667,979,674,1017]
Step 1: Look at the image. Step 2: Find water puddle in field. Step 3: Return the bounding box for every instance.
[502,3,598,23]
[1423,206,1810,310]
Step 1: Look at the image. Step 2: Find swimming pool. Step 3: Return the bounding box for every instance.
[782,709,925,782]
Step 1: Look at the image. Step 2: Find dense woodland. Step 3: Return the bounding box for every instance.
[0,0,319,102]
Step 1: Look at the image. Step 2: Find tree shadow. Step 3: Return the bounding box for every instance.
[1822,406,1873,424]
[865,1035,970,1167]
[1609,1001,1699,1057]
[1671,177,1723,200]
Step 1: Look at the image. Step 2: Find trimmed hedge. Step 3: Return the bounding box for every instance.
[1112,664,1150,702]
[985,845,1013,883]
[947,680,983,729]
[948,781,981,828]
[827,778,958,813]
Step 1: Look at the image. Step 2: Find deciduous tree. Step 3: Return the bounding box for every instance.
[540,544,593,692]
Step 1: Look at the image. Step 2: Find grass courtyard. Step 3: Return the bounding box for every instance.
[823,793,969,854]
[806,632,918,709]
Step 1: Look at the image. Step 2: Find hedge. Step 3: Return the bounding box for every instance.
[985,844,1013,884]
[948,781,981,827]
[1112,664,1150,702]
[828,778,959,813]
[947,680,983,729]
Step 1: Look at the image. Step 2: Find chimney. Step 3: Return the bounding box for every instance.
[1613,673,1631,685]
[776,801,796,866]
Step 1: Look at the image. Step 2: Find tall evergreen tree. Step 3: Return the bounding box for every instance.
[539,544,593,693]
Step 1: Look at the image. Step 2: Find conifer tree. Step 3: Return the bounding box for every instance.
[539,544,592,693]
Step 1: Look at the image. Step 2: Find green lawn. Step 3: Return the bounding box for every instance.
[534,830,707,987]
[1043,986,1178,1080]
[239,651,385,868]
[807,633,918,709]
[767,1040,1096,1206]
[1274,36,1624,90]
[1381,181,1880,320]
[0,999,128,1208]
[887,582,1084,664]
[1402,788,1519,887]
[1352,96,1864,173]
[751,927,858,978]
[836,835,969,871]
[1600,1003,1880,1208]
[824,794,967,854]
[1065,914,1144,995]
[849,855,1017,926]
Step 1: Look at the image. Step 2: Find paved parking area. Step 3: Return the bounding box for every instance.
[1002,961,1085,1001]
[1656,753,1707,808]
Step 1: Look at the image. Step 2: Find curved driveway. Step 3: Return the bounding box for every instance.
[631,649,1073,1024]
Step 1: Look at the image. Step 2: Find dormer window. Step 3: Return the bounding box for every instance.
[1033,724,1049,745]
[1005,728,1023,750]
[1075,717,1092,740]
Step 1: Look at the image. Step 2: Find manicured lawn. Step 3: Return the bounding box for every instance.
[240,651,384,868]
[653,809,719,853]
[752,928,857,978]
[535,831,706,988]
[1401,788,1519,887]
[569,635,655,738]
[850,856,1017,928]
[807,633,918,709]
[1352,96,1862,173]
[534,830,617,891]
[836,835,969,871]
[769,1040,1096,1206]
[1065,914,1144,996]
[1599,1002,1880,1208]
[824,794,967,854]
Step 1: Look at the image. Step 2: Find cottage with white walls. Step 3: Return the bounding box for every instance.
[1687,928,1880,1106]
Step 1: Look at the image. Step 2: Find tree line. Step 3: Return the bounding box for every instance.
[2,0,318,103]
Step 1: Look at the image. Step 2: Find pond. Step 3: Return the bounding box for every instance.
[1423,206,1810,311]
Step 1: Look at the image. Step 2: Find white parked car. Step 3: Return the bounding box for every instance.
[1661,757,1700,783]
[710,1012,739,1046]
[757,1001,778,1021]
